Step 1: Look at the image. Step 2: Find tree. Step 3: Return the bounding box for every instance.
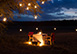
[0,0,50,19]
[0,0,50,34]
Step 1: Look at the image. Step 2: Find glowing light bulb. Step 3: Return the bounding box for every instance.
[36,28,38,30]
[54,28,56,30]
[20,29,22,32]
[34,5,37,8]
[3,17,7,22]
[26,7,29,10]
[42,1,45,4]
[19,3,22,7]
[28,3,31,6]
[34,15,37,19]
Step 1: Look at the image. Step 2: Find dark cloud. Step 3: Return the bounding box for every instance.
[13,0,77,21]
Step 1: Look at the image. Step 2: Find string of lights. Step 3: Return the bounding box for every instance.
[0,0,51,21]
[19,0,48,19]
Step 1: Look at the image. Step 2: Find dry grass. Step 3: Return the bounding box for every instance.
[0,28,77,54]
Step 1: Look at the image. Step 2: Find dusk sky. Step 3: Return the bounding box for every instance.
[13,0,77,21]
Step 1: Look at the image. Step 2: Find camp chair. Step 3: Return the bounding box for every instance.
[28,32,34,41]
[45,36,52,45]
[51,33,55,45]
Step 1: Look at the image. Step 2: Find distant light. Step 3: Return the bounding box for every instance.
[34,5,37,8]
[54,28,56,30]
[26,7,29,10]
[28,3,31,6]
[34,15,37,19]
[19,3,22,7]
[42,1,45,4]
[20,29,22,32]
[28,42,32,45]
[3,17,7,22]
[76,29,77,31]
[36,28,38,30]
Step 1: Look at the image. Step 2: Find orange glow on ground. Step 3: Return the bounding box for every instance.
[54,28,56,30]
[19,3,22,7]
[24,41,45,47]
[20,29,22,32]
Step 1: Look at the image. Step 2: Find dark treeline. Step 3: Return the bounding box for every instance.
[0,20,77,26]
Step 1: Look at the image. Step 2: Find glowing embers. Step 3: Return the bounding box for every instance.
[28,3,31,6]
[54,28,56,30]
[28,42,32,45]
[24,41,32,45]
[25,41,44,46]
[19,3,23,7]
[3,17,7,22]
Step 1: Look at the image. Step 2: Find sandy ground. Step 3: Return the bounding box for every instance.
[0,26,77,54]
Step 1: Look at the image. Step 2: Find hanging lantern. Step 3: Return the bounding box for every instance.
[54,28,56,30]
[42,1,45,4]
[3,17,7,22]
[36,28,38,30]
[28,3,31,6]
[20,29,22,32]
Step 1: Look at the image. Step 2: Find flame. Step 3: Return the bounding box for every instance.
[39,32,42,34]
[39,42,44,46]
[24,41,32,45]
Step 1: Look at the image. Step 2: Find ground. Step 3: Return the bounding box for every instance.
[0,26,77,54]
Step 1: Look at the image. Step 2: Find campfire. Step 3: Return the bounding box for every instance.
[25,32,55,46]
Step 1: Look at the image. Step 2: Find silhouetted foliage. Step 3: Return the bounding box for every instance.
[0,0,49,35]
